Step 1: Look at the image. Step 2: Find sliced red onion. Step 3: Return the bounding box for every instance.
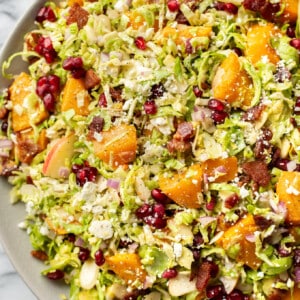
[59,167,70,178]
[199,216,217,227]
[107,179,120,190]
[295,267,300,283]
[214,165,227,174]
[277,201,288,219]
[74,237,85,247]
[245,233,256,243]
[0,139,13,149]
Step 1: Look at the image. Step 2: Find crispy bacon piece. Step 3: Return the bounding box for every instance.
[242,104,265,122]
[174,122,194,141]
[66,3,89,30]
[84,69,100,90]
[195,261,214,292]
[242,160,271,187]
[31,250,48,261]
[110,87,123,102]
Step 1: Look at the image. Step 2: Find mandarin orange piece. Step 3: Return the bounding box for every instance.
[93,124,137,168]
[159,164,203,209]
[61,77,91,116]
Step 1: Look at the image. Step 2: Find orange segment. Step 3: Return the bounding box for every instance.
[106,253,147,284]
[212,52,254,108]
[245,23,280,66]
[276,171,300,225]
[9,72,49,132]
[160,25,212,46]
[217,214,261,270]
[61,77,91,116]
[159,164,203,209]
[279,0,298,23]
[93,124,137,168]
[202,157,238,183]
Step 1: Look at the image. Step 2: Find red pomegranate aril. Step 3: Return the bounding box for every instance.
[162,268,178,279]
[144,100,157,115]
[63,57,83,71]
[150,83,165,99]
[290,38,300,50]
[227,289,245,300]
[206,197,216,211]
[94,249,105,266]
[208,98,226,111]
[286,25,296,38]
[274,158,291,171]
[153,203,165,218]
[99,93,108,107]
[215,2,238,14]
[71,68,86,79]
[48,75,60,93]
[67,233,76,243]
[167,0,180,12]
[35,36,57,63]
[136,203,152,219]
[243,0,266,12]
[36,6,56,23]
[46,269,64,280]
[74,164,98,186]
[206,285,224,299]
[211,110,228,124]
[225,193,240,209]
[43,93,56,112]
[193,233,204,247]
[151,188,169,204]
[135,36,147,50]
[193,86,203,98]
[145,215,167,229]
[78,247,90,262]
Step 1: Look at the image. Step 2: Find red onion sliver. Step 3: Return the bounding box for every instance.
[74,237,84,247]
[107,179,120,190]
[295,267,300,283]
[245,233,256,243]
[0,139,13,149]
[199,216,217,227]
[59,167,70,178]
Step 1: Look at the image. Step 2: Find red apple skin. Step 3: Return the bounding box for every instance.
[42,134,76,179]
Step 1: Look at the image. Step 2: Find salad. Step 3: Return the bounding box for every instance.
[0,0,300,299]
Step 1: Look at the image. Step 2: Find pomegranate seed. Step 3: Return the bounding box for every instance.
[78,247,90,262]
[63,57,83,70]
[206,197,216,211]
[153,203,165,218]
[135,36,147,50]
[144,215,167,229]
[43,93,56,112]
[46,269,64,280]
[228,289,245,300]
[286,25,296,38]
[144,100,157,114]
[208,98,226,111]
[99,93,108,107]
[151,188,169,204]
[211,110,228,124]
[215,2,238,14]
[48,75,60,93]
[193,86,203,98]
[94,249,105,266]
[243,0,266,12]
[72,163,98,186]
[35,36,57,63]
[293,249,300,266]
[162,268,178,279]
[290,38,300,50]
[136,204,152,219]
[36,6,56,23]
[274,158,291,171]
[225,193,240,209]
[206,285,224,299]
[67,233,76,243]
[167,0,180,12]
[71,68,86,79]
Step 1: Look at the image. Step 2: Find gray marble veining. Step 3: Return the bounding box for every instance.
[0,0,37,299]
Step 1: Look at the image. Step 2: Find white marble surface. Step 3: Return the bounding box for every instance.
[0,0,37,299]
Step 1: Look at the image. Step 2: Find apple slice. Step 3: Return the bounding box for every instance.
[42,134,76,179]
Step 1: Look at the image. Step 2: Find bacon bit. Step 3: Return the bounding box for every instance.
[0,158,18,176]
[174,122,194,141]
[84,69,100,90]
[66,3,89,30]
[242,104,265,122]
[242,160,271,187]
[31,250,48,261]
[16,138,40,164]
[195,261,214,292]
[167,138,191,153]
[110,87,123,102]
